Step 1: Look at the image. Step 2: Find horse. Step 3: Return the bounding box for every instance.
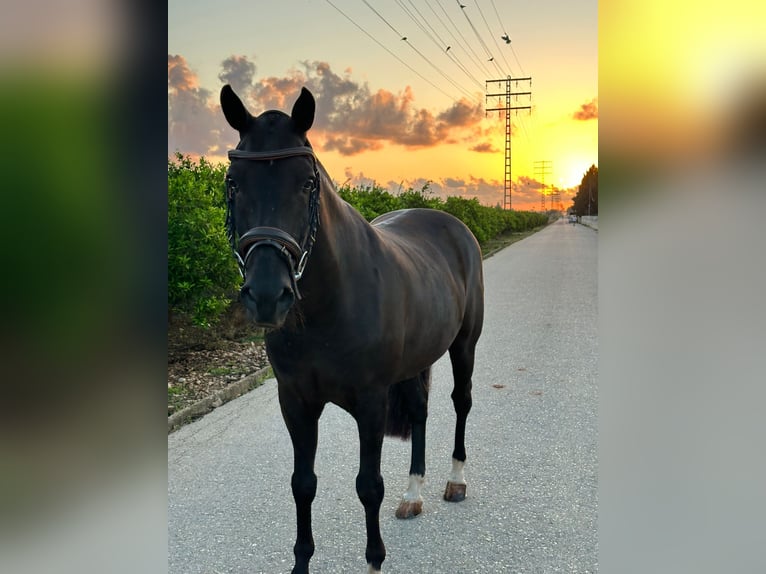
[220,85,484,573]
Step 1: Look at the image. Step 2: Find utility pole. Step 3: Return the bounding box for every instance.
[533,160,552,212]
[486,76,531,210]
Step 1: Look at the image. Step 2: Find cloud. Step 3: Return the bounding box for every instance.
[469,142,499,153]
[168,54,223,156]
[218,55,256,96]
[168,55,494,158]
[444,177,466,188]
[168,54,198,91]
[323,136,383,155]
[438,98,484,127]
[573,98,598,120]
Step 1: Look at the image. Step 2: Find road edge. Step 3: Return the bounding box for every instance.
[168,365,272,433]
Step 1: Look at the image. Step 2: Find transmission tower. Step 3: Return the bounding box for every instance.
[550,186,562,212]
[486,76,531,210]
[533,160,552,211]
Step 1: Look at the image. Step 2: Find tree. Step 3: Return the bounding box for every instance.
[571,164,598,216]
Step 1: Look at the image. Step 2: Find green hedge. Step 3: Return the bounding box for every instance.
[338,182,547,244]
[168,154,240,325]
[169,156,546,325]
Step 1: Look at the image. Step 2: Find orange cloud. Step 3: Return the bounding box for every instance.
[573,98,598,120]
[167,54,221,156]
[168,54,199,92]
[168,55,495,158]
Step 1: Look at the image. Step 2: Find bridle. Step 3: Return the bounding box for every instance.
[224,146,321,300]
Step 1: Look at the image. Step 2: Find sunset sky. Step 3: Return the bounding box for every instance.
[168,0,597,211]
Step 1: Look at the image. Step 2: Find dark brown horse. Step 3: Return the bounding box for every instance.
[220,85,484,573]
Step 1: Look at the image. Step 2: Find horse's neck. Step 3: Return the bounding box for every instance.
[296,170,365,315]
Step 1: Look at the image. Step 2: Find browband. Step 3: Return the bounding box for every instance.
[228,147,316,161]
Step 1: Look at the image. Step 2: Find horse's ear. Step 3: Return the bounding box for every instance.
[291,87,315,133]
[220,84,250,132]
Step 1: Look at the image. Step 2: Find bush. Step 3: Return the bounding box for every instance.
[337,184,399,221]
[337,183,546,242]
[396,182,444,210]
[168,154,240,326]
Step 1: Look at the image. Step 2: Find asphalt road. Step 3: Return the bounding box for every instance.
[168,218,598,573]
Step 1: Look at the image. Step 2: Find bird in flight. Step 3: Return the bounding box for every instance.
[501,34,511,44]
[488,56,494,62]
[459,3,466,9]
[446,46,451,52]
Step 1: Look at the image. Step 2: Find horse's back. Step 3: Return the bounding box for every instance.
[371,208,484,338]
[371,208,482,278]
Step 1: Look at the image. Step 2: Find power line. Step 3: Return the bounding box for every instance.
[422,0,486,82]
[395,0,484,92]
[323,0,458,102]
[361,0,402,37]
[403,38,477,102]
[510,44,526,76]
[488,0,526,75]
[474,1,513,75]
[432,0,493,77]
[361,0,477,102]
[326,0,530,118]
[403,0,485,90]
[457,0,505,77]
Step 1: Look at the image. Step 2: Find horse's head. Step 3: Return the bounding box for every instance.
[220,85,319,329]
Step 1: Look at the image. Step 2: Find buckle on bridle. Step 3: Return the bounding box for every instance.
[294,251,309,281]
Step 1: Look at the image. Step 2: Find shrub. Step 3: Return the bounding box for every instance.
[168,154,240,326]
[396,182,444,210]
[337,184,399,221]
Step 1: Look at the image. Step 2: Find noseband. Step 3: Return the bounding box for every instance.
[225,146,321,300]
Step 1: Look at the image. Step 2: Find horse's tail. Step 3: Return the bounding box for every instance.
[385,367,431,440]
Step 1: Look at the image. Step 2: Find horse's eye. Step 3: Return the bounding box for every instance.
[303,178,315,191]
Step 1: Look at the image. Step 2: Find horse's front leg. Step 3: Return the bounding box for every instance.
[279,389,323,574]
[354,391,388,573]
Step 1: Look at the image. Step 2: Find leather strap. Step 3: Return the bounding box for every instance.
[238,227,303,264]
[228,147,315,161]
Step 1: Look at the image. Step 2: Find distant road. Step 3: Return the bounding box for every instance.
[168,218,598,573]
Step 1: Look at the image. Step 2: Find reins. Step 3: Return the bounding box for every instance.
[225,145,320,300]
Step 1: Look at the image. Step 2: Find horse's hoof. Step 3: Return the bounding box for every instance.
[443,481,466,502]
[395,499,423,519]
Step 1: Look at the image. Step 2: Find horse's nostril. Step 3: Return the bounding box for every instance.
[278,286,294,304]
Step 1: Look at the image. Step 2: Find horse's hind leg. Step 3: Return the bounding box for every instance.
[444,334,476,502]
[354,389,388,573]
[392,369,430,519]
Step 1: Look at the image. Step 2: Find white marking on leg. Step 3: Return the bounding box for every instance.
[367,565,382,573]
[448,458,466,485]
[402,473,425,502]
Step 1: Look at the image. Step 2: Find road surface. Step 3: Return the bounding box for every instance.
[168,218,597,573]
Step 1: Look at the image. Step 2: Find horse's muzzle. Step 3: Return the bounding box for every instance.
[240,282,295,328]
